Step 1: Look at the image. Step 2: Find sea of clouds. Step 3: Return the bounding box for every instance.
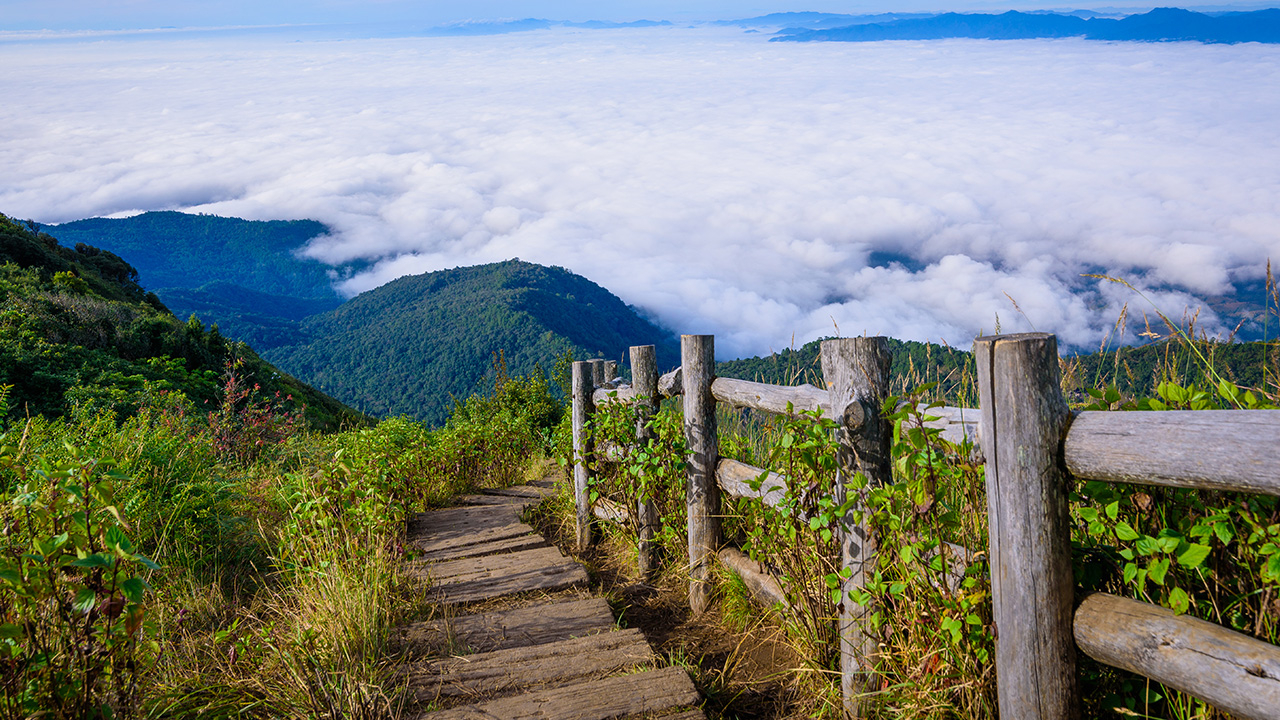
[2,26,1278,357]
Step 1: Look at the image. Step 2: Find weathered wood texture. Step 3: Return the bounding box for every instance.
[821,337,892,717]
[408,507,537,556]
[486,485,556,499]
[716,458,787,508]
[632,345,660,579]
[604,360,618,383]
[682,335,720,615]
[414,533,547,563]
[573,361,596,552]
[594,386,638,405]
[974,333,1079,720]
[719,546,787,609]
[592,497,628,523]
[711,377,829,416]
[418,665,701,720]
[1074,593,1280,720]
[1065,409,1280,496]
[406,628,655,702]
[591,359,607,387]
[419,546,588,606]
[396,597,617,655]
[658,367,682,397]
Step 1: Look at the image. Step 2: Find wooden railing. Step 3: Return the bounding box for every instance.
[568,333,1280,719]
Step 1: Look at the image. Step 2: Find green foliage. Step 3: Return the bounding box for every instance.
[0,441,161,720]
[1070,378,1278,719]
[264,259,679,425]
[736,406,845,668]
[586,396,688,555]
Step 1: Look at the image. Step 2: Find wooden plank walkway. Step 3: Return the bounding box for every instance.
[395,479,706,719]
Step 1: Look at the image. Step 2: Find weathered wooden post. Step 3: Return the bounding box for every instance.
[604,360,618,384]
[973,333,1079,720]
[590,359,607,388]
[681,334,719,614]
[572,360,596,552]
[821,337,892,717]
[630,344,659,578]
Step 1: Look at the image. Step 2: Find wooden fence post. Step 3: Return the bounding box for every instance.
[572,360,596,552]
[821,337,892,717]
[590,359,607,388]
[681,334,719,615]
[631,345,659,578]
[604,360,618,384]
[974,332,1079,720]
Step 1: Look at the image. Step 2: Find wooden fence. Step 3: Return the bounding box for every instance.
[568,332,1280,719]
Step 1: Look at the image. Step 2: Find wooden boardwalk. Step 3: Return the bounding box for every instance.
[394,480,706,719]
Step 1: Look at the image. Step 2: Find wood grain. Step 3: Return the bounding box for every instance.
[1065,409,1280,496]
[417,665,701,720]
[682,335,720,616]
[718,546,787,609]
[1075,593,1280,720]
[974,333,1079,720]
[406,628,654,703]
[715,458,787,509]
[632,344,660,579]
[821,337,892,717]
[710,376,829,416]
[396,597,617,655]
[573,361,596,552]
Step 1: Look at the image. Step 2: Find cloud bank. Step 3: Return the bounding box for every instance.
[2,27,1278,357]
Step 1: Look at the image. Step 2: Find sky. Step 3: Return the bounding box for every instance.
[2,14,1278,358]
[3,0,1277,30]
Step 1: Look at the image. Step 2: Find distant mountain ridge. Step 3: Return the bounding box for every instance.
[262,260,681,424]
[773,8,1280,44]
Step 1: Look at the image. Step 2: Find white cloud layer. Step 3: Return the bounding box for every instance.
[2,27,1278,357]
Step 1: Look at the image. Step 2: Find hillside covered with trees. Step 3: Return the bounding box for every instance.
[263,259,681,424]
[0,213,363,429]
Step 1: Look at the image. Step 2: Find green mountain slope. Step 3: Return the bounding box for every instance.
[263,259,680,424]
[0,213,364,430]
[47,212,353,348]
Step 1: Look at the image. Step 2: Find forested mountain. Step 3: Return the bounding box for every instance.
[0,213,364,429]
[48,212,350,348]
[774,8,1280,44]
[263,260,681,424]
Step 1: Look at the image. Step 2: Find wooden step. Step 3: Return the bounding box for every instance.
[413,546,589,606]
[395,597,618,655]
[414,533,547,563]
[405,627,654,704]
[485,484,556,499]
[416,665,702,720]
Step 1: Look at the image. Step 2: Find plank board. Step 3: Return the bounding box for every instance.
[406,628,654,702]
[396,597,617,655]
[417,665,701,720]
[454,494,529,507]
[420,546,589,605]
[414,534,547,563]
[486,484,555,499]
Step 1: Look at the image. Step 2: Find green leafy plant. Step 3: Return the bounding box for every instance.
[0,441,160,720]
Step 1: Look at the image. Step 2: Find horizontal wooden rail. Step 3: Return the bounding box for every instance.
[1065,410,1280,496]
[718,547,787,608]
[593,386,639,405]
[711,376,829,416]
[1074,593,1280,720]
[716,458,787,508]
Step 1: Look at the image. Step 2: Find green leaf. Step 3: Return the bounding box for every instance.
[1148,558,1170,586]
[1115,522,1140,541]
[1168,587,1190,615]
[133,555,161,571]
[1123,562,1138,585]
[120,577,146,603]
[71,553,115,569]
[1213,523,1233,546]
[0,624,23,639]
[1105,501,1119,520]
[1176,543,1211,568]
[73,588,96,614]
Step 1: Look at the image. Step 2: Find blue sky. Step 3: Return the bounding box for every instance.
[3,0,1275,30]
